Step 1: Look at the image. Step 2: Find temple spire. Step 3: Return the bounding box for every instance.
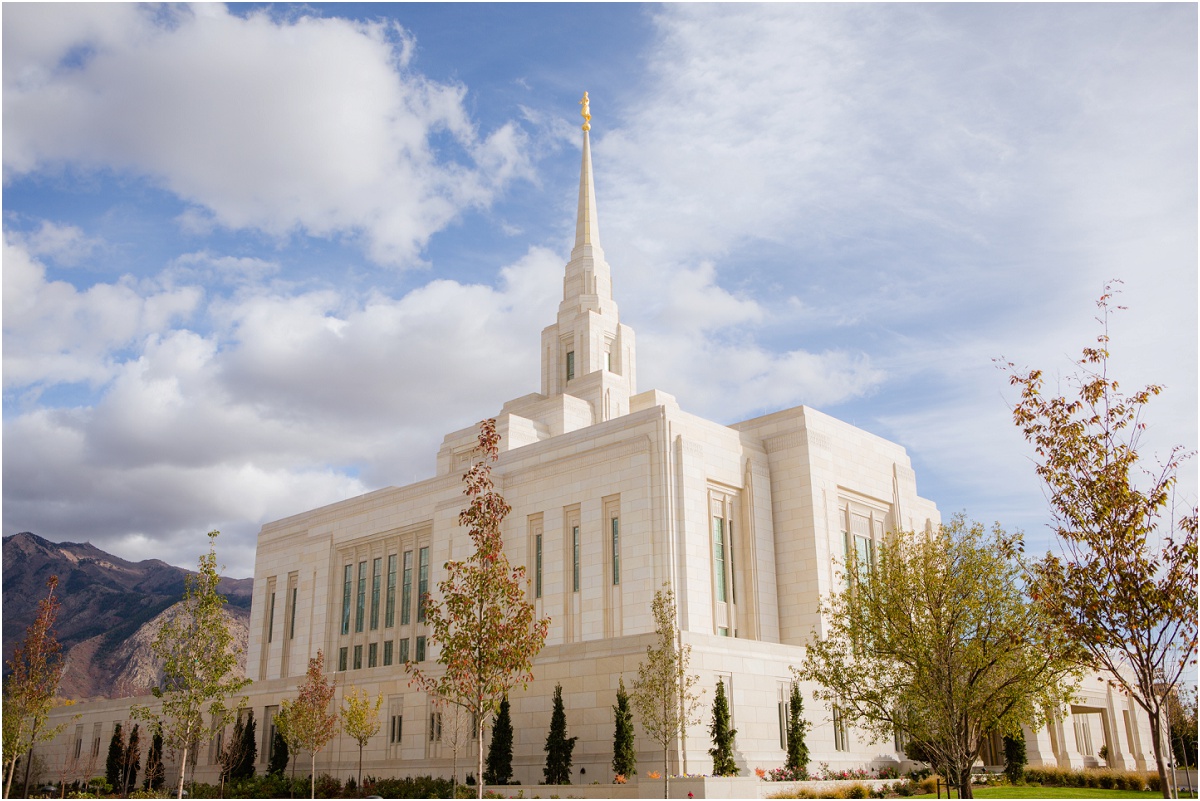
[573,92,602,256]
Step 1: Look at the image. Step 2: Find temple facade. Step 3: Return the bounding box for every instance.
[39,96,1156,790]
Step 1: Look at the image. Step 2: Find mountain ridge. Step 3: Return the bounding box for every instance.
[3,531,251,699]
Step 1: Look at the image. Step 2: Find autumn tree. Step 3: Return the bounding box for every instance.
[3,575,69,799]
[795,516,1079,799]
[708,679,738,776]
[132,531,250,800]
[280,651,339,801]
[543,683,576,785]
[340,688,382,788]
[406,419,550,800]
[484,696,513,785]
[785,682,810,778]
[611,679,636,781]
[630,584,704,799]
[1003,286,1198,798]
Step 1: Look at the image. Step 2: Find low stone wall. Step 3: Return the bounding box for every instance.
[485,777,904,799]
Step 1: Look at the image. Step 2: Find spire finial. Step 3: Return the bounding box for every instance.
[580,91,591,132]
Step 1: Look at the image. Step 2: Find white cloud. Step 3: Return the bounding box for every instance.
[11,220,102,266]
[3,3,532,267]
[2,235,202,390]
[2,245,564,574]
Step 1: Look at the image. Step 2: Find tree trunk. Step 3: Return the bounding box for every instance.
[357,744,363,789]
[176,746,189,801]
[663,746,669,799]
[22,746,34,798]
[6,753,18,798]
[477,718,485,801]
[310,752,316,801]
[1148,706,1175,799]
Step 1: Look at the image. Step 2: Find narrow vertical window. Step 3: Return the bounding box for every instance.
[355,561,367,633]
[353,644,363,670]
[341,565,352,635]
[338,647,348,672]
[611,518,620,585]
[713,517,727,602]
[606,349,612,372]
[368,642,378,668]
[383,640,393,666]
[566,350,575,380]
[535,533,543,599]
[401,550,413,625]
[385,554,397,627]
[416,635,426,662]
[417,547,430,622]
[399,638,410,663]
[289,587,297,640]
[267,592,276,643]
[572,525,581,592]
[728,519,736,603]
[370,557,382,630]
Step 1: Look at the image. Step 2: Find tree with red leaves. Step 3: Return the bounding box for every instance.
[281,651,339,801]
[3,576,68,799]
[407,419,550,799]
[1003,284,1197,798]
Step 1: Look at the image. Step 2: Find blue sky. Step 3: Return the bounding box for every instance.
[3,3,1196,581]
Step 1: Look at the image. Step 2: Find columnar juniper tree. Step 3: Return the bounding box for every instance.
[280,651,339,801]
[1003,286,1198,799]
[484,696,514,785]
[105,723,125,792]
[407,419,550,800]
[785,682,810,779]
[3,576,69,799]
[631,585,704,799]
[795,516,1078,799]
[133,531,250,801]
[142,728,165,791]
[267,725,289,777]
[708,679,738,776]
[611,679,637,782]
[543,683,576,785]
[122,724,142,796]
[234,712,257,781]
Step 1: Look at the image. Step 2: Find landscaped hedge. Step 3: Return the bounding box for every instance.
[1021,766,1161,792]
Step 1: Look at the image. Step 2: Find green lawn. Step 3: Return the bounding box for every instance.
[911,788,1196,799]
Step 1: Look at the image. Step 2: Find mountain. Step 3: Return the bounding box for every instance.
[2,532,252,699]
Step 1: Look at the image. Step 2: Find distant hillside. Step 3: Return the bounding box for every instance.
[2,532,251,700]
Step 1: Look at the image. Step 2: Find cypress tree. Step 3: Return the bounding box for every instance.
[542,684,576,785]
[484,696,513,785]
[785,682,810,777]
[234,711,257,780]
[123,723,142,795]
[1003,730,1027,784]
[105,722,125,792]
[143,728,165,790]
[267,726,289,776]
[708,679,738,776]
[611,679,636,780]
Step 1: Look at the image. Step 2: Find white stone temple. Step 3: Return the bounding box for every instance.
[40,95,1155,791]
